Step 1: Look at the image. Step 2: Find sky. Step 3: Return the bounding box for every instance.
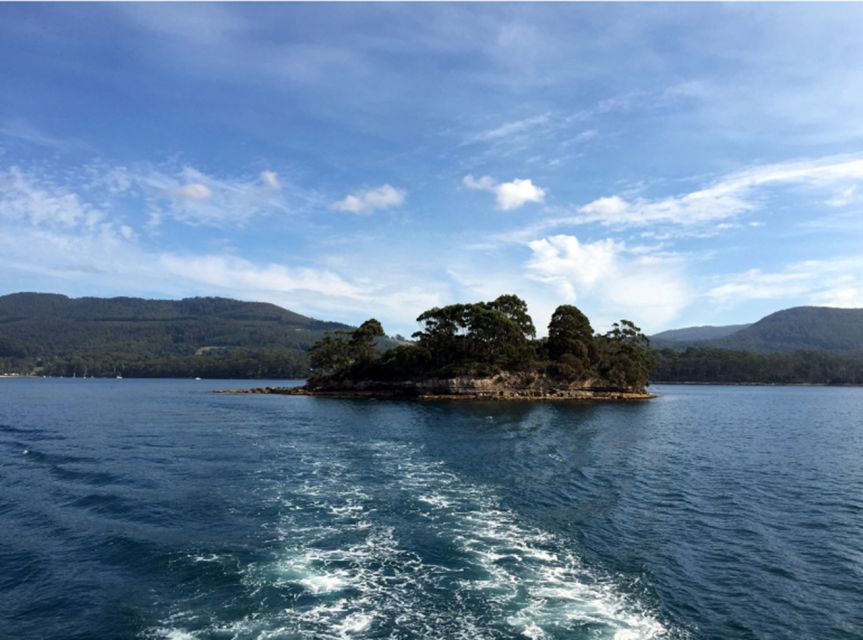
[2,3,863,337]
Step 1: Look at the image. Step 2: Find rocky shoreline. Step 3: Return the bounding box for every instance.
[220,373,654,401]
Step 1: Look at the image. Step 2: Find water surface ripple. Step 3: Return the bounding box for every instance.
[0,379,861,639]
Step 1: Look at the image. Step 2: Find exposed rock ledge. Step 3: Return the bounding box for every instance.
[221,373,653,401]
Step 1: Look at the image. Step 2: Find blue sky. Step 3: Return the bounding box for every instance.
[3,3,863,336]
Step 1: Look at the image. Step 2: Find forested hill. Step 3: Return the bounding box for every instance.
[0,292,352,378]
[651,306,863,385]
[651,323,751,347]
[716,306,863,353]
[652,306,863,354]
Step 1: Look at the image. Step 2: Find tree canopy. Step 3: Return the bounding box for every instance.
[309,294,652,391]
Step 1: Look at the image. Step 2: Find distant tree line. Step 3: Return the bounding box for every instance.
[652,347,863,385]
[310,294,652,391]
[0,348,309,379]
[0,293,349,378]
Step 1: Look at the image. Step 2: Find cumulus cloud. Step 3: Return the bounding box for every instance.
[525,234,689,328]
[526,235,621,298]
[463,174,546,210]
[331,184,406,214]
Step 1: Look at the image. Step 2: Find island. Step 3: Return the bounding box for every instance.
[231,295,654,401]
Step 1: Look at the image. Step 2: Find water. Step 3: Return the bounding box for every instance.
[1,380,861,640]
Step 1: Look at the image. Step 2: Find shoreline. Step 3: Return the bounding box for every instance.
[219,385,654,402]
[652,380,863,388]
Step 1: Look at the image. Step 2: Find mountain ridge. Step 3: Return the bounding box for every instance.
[651,306,863,354]
[0,292,352,377]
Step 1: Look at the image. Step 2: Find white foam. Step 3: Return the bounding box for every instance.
[188,553,220,563]
[150,628,197,640]
[334,611,374,635]
[147,438,675,640]
[376,441,671,640]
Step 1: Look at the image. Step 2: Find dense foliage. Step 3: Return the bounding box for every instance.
[309,294,652,391]
[652,306,863,354]
[652,347,863,385]
[0,292,349,378]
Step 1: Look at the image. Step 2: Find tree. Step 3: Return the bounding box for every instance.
[483,294,536,339]
[349,319,385,364]
[413,304,470,366]
[464,304,531,369]
[309,334,351,376]
[547,305,594,367]
[413,297,533,372]
[597,320,651,389]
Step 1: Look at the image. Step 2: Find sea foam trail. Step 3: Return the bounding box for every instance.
[148,440,674,640]
[374,441,670,640]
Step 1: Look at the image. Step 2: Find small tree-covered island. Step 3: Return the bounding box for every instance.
[238,295,654,401]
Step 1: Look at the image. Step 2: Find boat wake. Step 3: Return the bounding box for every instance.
[147,440,676,640]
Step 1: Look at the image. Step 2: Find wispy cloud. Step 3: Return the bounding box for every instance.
[708,256,863,308]
[463,113,552,145]
[0,167,107,230]
[576,155,863,228]
[331,184,406,215]
[138,167,287,227]
[0,120,82,150]
[477,154,863,250]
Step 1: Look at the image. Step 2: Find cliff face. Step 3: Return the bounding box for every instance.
[233,371,652,400]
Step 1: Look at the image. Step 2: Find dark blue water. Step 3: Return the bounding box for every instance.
[1,380,861,640]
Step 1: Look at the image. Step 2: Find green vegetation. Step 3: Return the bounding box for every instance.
[651,323,751,347]
[652,306,863,354]
[309,294,652,391]
[0,292,351,378]
[649,306,863,385]
[653,347,863,385]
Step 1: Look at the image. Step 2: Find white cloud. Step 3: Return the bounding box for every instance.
[463,174,546,210]
[331,184,406,214]
[826,185,859,207]
[260,170,281,190]
[158,254,364,299]
[464,113,552,145]
[709,256,863,308]
[525,234,689,328]
[175,183,212,201]
[578,195,628,218]
[576,155,863,228]
[0,167,106,229]
[814,287,863,308]
[526,235,621,299]
[134,165,293,227]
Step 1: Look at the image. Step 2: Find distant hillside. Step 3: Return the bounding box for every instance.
[714,306,863,353]
[651,323,750,347]
[652,307,863,354]
[651,306,863,385]
[0,292,353,378]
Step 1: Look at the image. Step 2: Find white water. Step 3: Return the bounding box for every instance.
[148,440,674,640]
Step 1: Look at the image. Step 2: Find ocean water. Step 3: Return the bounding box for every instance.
[1,379,861,640]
